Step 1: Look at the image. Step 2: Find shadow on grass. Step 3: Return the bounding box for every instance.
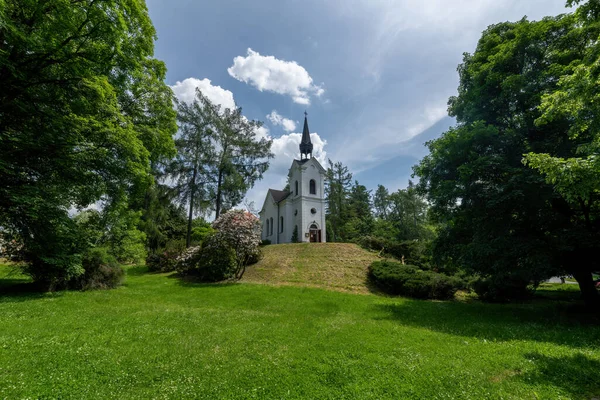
[0,281,64,303]
[518,352,600,399]
[164,271,241,289]
[125,265,149,276]
[373,300,600,349]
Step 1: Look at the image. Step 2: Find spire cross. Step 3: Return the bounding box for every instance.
[304,110,308,117]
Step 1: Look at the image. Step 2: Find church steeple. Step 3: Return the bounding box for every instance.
[299,111,313,159]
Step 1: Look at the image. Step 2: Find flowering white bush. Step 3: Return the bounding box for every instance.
[175,246,201,273]
[212,209,262,279]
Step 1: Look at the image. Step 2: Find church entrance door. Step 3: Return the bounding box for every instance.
[309,224,321,243]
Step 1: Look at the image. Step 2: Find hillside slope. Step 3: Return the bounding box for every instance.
[242,243,380,293]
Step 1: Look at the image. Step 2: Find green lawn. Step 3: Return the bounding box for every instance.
[1,264,599,399]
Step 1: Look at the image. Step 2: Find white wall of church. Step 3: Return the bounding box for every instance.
[260,157,327,244]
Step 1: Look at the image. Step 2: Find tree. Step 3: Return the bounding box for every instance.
[169,90,216,247]
[209,104,274,217]
[0,0,176,287]
[325,160,353,242]
[414,11,600,306]
[373,185,390,219]
[387,181,431,241]
[170,89,273,246]
[522,1,600,305]
[344,180,374,240]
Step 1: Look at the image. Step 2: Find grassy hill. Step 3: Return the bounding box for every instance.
[242,243,380,293]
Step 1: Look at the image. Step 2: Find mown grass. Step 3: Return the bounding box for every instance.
[1,261,599,399]
[242,243,380,293]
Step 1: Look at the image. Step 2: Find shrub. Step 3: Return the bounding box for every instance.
[146,240,185,272]
[261,239,271,246]
[245,247,263,266]
[72,247,124,290]
[471,276,533,303]
[368,260,463,300]
[177,235,237,282]
[212,210,262,279]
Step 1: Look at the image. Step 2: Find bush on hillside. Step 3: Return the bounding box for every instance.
[471,276,534,303]
[261,239,271,246]
[245,246,263,266]
[72,247,124,290]
[368,260,463,300]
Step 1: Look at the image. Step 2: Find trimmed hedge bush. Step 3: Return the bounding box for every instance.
[368,260,463,300]
[73,247,124,290]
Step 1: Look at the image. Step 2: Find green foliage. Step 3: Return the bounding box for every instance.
[245,247,263,266]
[73,247,124,290]
[169,90,273,245]
[0,0,176,286]
[15,212,86,291]
[291,226,299,243]
[75,203,147,265]
[387,181,434,241]
[368,260,463,300]
[178,235,237,282]
[413,11,600,305]
[139,184,187,253]
[358,236,432,270]
[471,276,534,303]
[261,239,272,246]
[191,219,215,245]
[325,159,353,242]
[146,240,185,272]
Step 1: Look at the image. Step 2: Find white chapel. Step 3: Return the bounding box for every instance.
[259,113,327,243]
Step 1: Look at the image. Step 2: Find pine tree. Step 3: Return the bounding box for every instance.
[325,160,353,242]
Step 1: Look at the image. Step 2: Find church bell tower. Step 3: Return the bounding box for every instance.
[299,111,313,159]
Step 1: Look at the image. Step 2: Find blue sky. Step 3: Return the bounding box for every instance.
[146,0,571,207]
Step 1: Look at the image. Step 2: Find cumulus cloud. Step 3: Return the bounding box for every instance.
[266,110,297,132]
[228,48,324,105]
[170,77,236,110]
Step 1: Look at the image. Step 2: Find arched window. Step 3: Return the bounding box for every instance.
[310,179,316,195]
[310,223,318,229]
[280,216,284,233]
[295,180,298,196]
[270,217,274,235]
[266,219,270,236]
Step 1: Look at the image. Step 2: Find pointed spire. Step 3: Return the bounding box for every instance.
[299,111,313,159]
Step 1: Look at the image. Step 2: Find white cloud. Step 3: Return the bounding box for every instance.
[228,48,324,105]
[170,77,236,110]
[266,110,297,132]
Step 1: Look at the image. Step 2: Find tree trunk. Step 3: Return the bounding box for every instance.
[186,166,197,248]
[572,270,600,309]
[215,169,223,218]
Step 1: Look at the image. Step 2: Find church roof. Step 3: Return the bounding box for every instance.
[268,189,291,203]
[299,112,313,157]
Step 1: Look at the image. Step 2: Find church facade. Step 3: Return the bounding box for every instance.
[259,114,327,243]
